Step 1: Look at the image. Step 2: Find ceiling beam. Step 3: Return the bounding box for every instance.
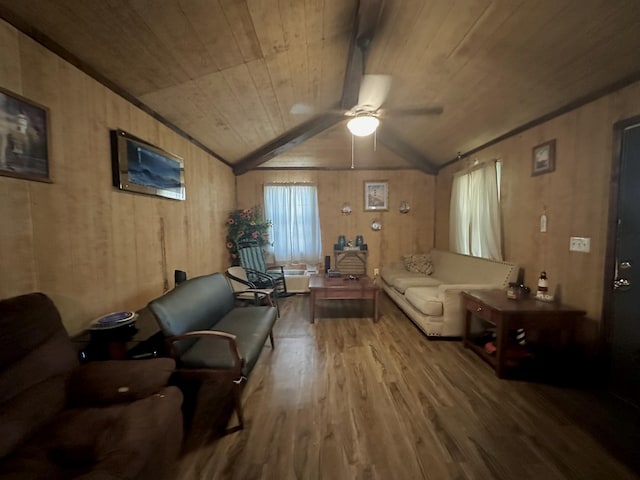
[377,129,438,175]
[233,114,345,175]
[340,0,385,109]
[234,0,385,176]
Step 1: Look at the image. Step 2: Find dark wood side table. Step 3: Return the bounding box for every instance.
[462,290,585,378]
[72,307,164,361]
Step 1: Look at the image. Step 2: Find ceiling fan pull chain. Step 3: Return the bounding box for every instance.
[351,134,355,169]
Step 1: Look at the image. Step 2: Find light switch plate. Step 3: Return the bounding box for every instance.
[569,236,591,252]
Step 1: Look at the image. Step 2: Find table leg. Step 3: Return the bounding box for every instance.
[310,290,316,324]
[463,308,472,348]
[373,290,379,322]
[495,316,509,378]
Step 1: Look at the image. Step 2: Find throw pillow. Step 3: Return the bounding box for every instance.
[403,254,434,275]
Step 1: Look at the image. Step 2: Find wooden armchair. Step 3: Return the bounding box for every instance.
[237,244,288,297]
[225,266,279,317]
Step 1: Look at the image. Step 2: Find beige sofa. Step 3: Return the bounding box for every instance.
[381,249,517,337]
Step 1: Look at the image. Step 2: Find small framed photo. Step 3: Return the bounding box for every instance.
[0,87,51,182]
[364,181,388,211]
[532,139,556,176]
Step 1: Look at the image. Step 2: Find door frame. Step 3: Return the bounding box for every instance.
[602,114,640,380]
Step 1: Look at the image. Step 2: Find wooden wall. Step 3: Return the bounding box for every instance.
[0,20,235,334]
[236,169,435,276]
[435,81,640,347]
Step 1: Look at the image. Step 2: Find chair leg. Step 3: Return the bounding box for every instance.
[273,294,280,317]
[232,380,245,429]
[269,330,275,349]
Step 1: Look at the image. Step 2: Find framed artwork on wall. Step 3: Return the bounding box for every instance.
[532,139,556,176]
[364,180,388,211]
[111,129,186,201]
[0,87,51,183]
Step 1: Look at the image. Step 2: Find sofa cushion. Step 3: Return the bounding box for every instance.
[0,293,81,460]
[393,276,442,293]
[0,374,69,459]
[403,254,434,275]
[405,287,443,316]
[68,358,176,406]
[1,386,183,479]
[381,264,441,293]
[380,265,420,285]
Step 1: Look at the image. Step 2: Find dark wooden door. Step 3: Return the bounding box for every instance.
[607,117,640,406]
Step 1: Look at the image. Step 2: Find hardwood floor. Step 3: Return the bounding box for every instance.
[175,294,638,480]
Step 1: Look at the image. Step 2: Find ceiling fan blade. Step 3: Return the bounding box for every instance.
[341,0,385,109]
[356,74,392,111]
[289,102,315,115]
[379,105,444,116]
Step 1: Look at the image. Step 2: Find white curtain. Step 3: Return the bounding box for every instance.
[449,161,502,260]
[264,184,323,265]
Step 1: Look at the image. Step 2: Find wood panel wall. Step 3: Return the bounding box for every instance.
[0,20,235,334]
[236,169,435,277]
[435,81,640,349]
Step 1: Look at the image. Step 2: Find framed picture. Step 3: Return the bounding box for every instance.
[532,139,556,176]
[364,181,388,211]
[0,87,50,182]
[111,129,185,200]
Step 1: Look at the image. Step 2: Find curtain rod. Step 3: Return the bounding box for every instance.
[453,158,501,177]
[264,182,316,186]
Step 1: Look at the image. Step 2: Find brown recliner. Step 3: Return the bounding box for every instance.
[0,292,184,479]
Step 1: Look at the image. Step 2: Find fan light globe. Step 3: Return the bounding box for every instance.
[347,115,379,136]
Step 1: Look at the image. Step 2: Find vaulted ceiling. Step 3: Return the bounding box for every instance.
[1,0,640,174]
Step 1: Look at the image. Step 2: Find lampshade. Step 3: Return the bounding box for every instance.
[347,115,380,137]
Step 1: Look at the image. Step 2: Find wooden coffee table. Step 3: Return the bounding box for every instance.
[308,274,380,323]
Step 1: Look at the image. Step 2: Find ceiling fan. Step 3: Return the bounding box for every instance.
[291,0,443,138]
[234,0,443,175]
[341,73,443,137]
[290,74,444,137]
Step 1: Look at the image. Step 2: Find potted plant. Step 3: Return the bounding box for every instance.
[225,206,272,265]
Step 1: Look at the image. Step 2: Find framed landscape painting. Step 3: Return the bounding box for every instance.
[0,88,50,182]
[111,129,185,201]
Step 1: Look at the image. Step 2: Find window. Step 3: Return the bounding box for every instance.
[449,160,502,260]
[264,184,322,265]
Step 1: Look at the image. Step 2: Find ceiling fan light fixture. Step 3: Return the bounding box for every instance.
[347,115,379,136]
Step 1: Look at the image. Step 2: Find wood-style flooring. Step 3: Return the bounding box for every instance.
[175,294,639,480]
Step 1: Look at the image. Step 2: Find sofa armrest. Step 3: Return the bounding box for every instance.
[68,358,176,406]
[167,330,244,371]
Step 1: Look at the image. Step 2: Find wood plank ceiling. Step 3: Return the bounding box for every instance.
[1,0,640,174]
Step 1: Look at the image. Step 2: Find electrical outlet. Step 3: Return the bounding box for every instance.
[569,236,591,253]
[374,268,380,276]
